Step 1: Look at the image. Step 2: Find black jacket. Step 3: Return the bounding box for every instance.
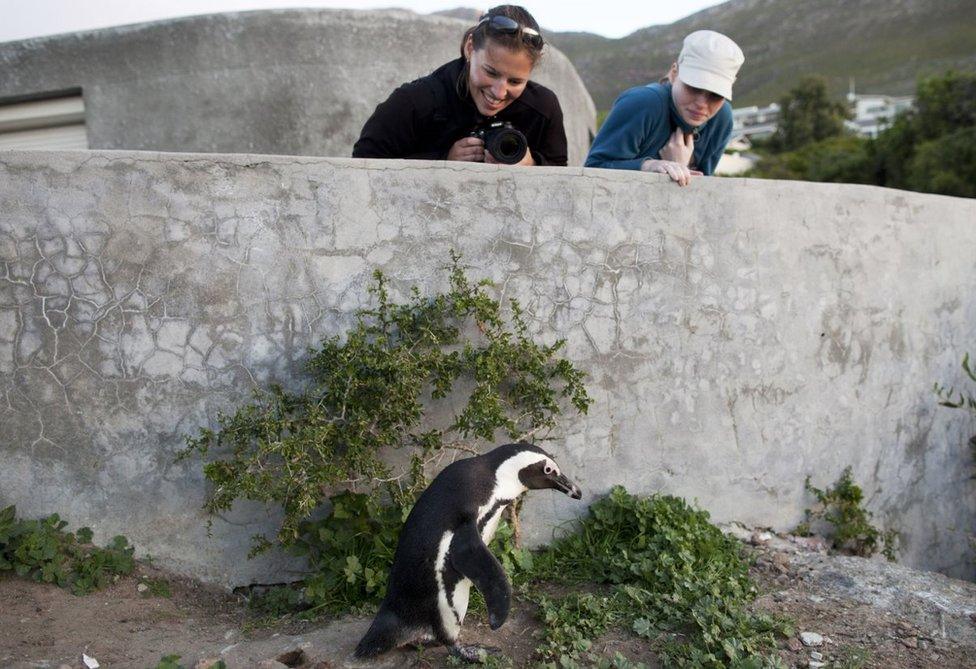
[352,58,568,166]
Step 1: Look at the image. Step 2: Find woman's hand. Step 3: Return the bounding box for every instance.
[484,148,535,166]
[640,158,703,187]
[659,127,695,166]
[448,136,486,162]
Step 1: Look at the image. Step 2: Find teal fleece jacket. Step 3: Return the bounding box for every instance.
[585,83,733,175]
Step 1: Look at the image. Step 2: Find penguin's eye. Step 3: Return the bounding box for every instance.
[543,464,553,475]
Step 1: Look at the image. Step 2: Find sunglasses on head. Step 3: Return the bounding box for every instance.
[478,14,544,49]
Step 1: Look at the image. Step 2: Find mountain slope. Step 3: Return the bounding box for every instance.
[545,0,976,109]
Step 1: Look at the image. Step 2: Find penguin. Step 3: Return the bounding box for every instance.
[354,442,582,662]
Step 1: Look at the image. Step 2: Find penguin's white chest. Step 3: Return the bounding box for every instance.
[434,530,475,641]
[480,505,506,544]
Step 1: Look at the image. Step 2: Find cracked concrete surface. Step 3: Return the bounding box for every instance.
[1,150,975,586]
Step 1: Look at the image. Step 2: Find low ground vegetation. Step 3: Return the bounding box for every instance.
[0,505,134,596]
[795,469,897,561]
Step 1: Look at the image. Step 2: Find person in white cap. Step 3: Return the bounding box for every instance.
[585,30,745,186]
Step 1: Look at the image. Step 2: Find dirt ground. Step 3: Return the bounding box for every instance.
[2,530,975,668]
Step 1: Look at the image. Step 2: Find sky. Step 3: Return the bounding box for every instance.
[0,0,727,42]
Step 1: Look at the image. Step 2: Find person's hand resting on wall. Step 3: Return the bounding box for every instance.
[640,128,702,186]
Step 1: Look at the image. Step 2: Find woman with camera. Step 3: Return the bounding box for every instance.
[352,5,567,166]
[585,30,745,186]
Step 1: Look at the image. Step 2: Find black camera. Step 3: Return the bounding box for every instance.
[470,121,528,165]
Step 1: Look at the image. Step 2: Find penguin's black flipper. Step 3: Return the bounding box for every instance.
[355,607,402,658]
[450,520,511,629]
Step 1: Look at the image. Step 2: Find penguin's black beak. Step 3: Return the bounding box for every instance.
[549,472,582,500]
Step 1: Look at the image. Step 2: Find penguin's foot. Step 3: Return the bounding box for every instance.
[449,644,502,664]
[404,633,440,650]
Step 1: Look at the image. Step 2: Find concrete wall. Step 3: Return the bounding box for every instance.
[0,9,596,165]
[1,150,975,586]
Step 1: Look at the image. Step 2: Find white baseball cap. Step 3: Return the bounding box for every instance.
[677,30,745,100]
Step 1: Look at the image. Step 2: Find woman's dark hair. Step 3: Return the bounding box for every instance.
[458,5,545,65]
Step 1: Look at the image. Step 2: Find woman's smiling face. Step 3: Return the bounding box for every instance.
[464,38,534,117]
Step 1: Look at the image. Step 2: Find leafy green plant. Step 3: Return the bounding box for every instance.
[139,576,172,598]
[533,591,622,664]
[0,505,135,595]
[294,490,403,614]
[180,253,590,612]
[153,656,185,669]
[934,351,976,457]
[528,487,789,668]
[796,468,897,560]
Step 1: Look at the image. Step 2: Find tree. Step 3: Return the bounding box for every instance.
[749,135,873,184]
[907,126,976,198]
[770,76,850,152]
[874,70,976,193]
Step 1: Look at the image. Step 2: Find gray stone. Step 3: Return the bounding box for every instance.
[800,632,824,647]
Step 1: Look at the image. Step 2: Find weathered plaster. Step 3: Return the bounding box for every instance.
[1,150,974,586]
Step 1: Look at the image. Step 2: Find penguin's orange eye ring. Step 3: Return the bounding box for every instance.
[543,464,553,475]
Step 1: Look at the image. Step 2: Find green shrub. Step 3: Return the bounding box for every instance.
[529,487,789,667]
[0,505,135,595]
[180,253,590,613]
[908,126,976,197]
[295,491,403,613]
[748,135,873,184]
[796,468,897,560]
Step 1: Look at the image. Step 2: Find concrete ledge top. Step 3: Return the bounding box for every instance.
[2,149,974,205]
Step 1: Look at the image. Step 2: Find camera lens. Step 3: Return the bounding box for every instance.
[496,134,522,161]
[486,126,528,164]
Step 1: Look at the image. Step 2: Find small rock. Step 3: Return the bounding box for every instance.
[800,632,824,647]
[772,553,791,573]
[808,662,826,668]
[224,629,237,641]
[136,582,149,593]
[810,651,823,661]
[902,637,918,649]
[750,530,772,545]
[773,592,786,602]
[787,638,803,652]
[919,640,929,650]
[808,595,825,604]
[257,661,288,669]
[194,659,223,669]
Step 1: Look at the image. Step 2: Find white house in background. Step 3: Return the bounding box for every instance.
[731,102,780,140]
[727,79,916,145]
[844,92,914,137]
